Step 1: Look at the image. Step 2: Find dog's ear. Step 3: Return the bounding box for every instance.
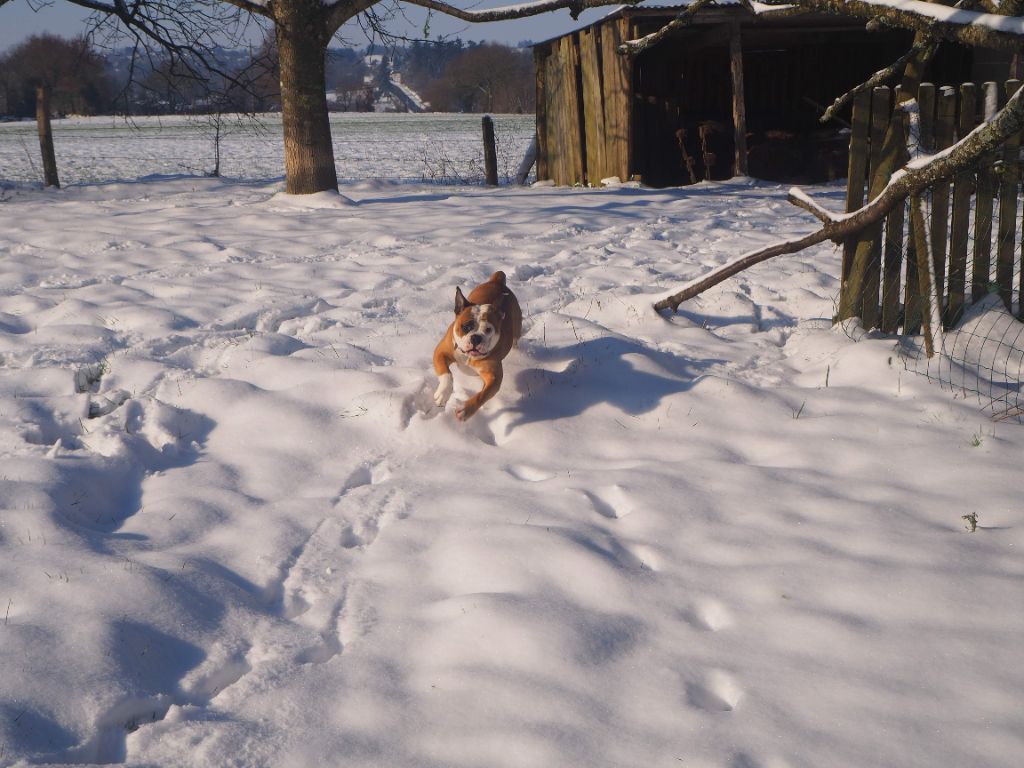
[455,287,472,315]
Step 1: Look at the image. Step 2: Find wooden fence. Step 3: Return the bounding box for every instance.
[840,80,1024,334]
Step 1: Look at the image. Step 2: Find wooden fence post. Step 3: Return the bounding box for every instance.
[35,84,60,189]
[910,194,939,357]
[996,80,1021,312]
[947,82,976,327]
[881,96,909,333]
[482,115,498,186]
[840,87,893,327]
[842,90,872,302]
[930,86,957,313]
[972,82,999,303]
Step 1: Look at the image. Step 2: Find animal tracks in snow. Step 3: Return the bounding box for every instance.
[581,484,635,519]
[270,459,405,667]
[681,598,735,633]
[504,463,556,482]
[499,467,660,571]
[685,668,744,713]
[495,461,747,720]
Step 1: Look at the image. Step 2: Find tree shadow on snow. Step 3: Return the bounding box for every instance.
[505,336,721,429]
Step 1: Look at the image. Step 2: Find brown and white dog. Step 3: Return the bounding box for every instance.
[433,271,522,421]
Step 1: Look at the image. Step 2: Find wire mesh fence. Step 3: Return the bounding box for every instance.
[0,113,535,187]
[893,182,1024,422]
[843,82,1024,422]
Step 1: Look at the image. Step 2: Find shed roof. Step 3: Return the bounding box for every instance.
[531,1,815,47]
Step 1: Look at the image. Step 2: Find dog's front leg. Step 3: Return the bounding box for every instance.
[433,348,454,408]
[456,365,502,421]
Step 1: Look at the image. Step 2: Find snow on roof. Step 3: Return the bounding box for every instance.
[532,0,788,46]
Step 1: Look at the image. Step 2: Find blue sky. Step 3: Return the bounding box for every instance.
[1,0,612,52]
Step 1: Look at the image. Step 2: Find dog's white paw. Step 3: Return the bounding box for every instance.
[433,373,453,407]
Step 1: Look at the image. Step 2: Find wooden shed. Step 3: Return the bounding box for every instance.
[533,2,983,187]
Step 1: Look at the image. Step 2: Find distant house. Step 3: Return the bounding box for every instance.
[533,2,994,187]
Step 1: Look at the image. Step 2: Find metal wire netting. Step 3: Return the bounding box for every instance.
[871,183,1024,422]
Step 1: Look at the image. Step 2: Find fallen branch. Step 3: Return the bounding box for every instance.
[653,230,834,314]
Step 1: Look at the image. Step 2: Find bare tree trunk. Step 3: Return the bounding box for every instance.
[35,84,60,189]
[276,1,338,195]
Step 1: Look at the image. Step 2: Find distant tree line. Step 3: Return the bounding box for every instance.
[0,35,115,117]
[403,41,535,113]
[0,34,535,119]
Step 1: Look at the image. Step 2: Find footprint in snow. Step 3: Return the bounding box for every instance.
[686,668,744,712]
[581,484,635,519]
[681,598,734,632]
[505,464,556,482]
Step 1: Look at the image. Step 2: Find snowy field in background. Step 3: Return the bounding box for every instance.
[0,170,1022,768]
[0,113,534,185]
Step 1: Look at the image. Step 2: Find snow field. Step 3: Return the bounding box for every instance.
[0,114,534,186]
[0,176,1022,767]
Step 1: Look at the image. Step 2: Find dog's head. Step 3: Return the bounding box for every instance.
[452,287,504,359]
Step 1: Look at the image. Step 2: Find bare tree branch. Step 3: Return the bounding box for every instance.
[819,40,937,123]
[216,0,275,20]
[326,0,378,34]
[399,0,639,23]
[616,0,716,56]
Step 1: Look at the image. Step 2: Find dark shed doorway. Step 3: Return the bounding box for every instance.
[631,21,974,186]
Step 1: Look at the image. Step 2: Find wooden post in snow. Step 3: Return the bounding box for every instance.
[482,115,499,186]
[515,135,538,185]
[729,24,748,177]
[36,84,60,189]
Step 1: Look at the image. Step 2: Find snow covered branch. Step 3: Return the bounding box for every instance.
[617,0,716,56]
[758,0,1024,51]
[398,0,640,23]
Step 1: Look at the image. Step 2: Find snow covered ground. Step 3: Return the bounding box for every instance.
[1,174,1022,768]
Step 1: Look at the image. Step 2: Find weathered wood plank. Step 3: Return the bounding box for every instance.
[911,193,938,357]
[579,27,606,185]
[947,82,976,326]
[534,47,549,182]
[902,84,936,334]
[918,83,937,152]
[600,18,633,182]
[881,100,909,334]
[544,47,565,184]
[841,89,872,313]
[929,86,957,316]
[544,35,586,186]
[996,80,1021,312]
[972,81,999,302]
[841,87,891,327]
[729,23,748,177]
